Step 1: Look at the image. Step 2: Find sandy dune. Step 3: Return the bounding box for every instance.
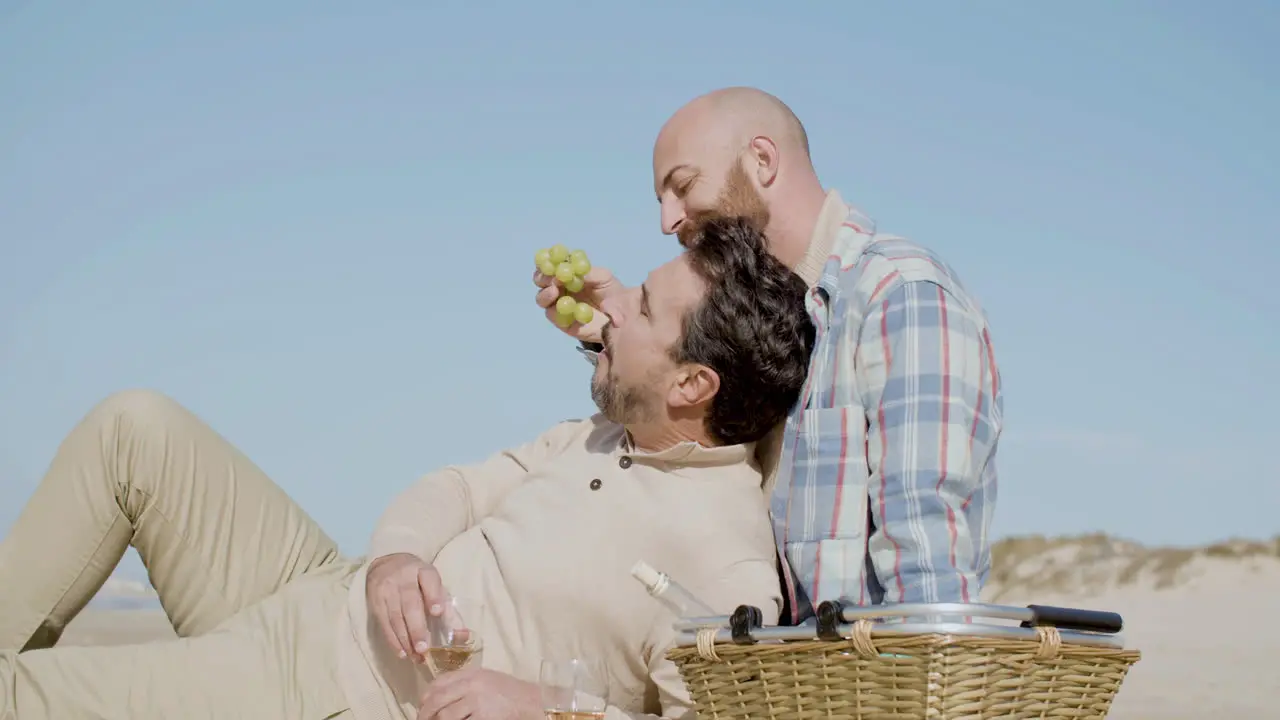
[57,534,1280,717]
[981,534,1280,719]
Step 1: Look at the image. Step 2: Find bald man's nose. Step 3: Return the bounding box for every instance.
[660,201,685,235]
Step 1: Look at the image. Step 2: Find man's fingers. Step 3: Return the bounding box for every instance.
[578,266,620,299]
[535,262,616,345]
[536,283,560,308]
[433,700,472,720]
[381,596,413,660]
[418,566,449,616]
[580,265,615,286]
[399,584,432,656]
[417,669,469,719]
[544,306,578,330]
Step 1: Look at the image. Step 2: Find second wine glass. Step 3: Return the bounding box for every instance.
[540,658,609,720]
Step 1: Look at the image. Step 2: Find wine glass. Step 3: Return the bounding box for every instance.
[424,596,484,675]
[540,658,609,719]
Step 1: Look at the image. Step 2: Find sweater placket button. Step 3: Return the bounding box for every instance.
[590,478,602,490]
[618,456,632,469]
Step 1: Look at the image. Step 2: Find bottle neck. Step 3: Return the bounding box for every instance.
[648,574,671,596]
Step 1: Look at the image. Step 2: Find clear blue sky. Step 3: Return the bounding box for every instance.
[3,1,1277,586]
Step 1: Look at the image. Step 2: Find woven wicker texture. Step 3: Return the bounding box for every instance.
[668,621,1142,720]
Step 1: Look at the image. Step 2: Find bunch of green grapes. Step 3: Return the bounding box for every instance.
[535,244,596,328]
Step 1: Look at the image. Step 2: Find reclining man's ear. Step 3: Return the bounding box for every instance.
[668,365,720,410]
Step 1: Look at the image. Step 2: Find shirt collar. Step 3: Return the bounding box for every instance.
[619,428,753,469]
[793,189,850,288]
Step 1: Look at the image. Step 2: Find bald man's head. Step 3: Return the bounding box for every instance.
[652,87,825,261]
[691,87,810,157]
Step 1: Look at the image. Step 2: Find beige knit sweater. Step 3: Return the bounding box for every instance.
[333,415,783,720]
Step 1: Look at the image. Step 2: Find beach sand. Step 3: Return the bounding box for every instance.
[982,534,1280,719]
[57,534,1280,717]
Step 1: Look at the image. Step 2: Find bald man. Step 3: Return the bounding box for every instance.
[535,86,1003,625]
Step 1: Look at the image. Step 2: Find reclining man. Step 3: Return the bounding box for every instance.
[0,216,816,720]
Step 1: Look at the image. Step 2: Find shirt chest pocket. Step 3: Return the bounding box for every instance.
[783,406,871,543]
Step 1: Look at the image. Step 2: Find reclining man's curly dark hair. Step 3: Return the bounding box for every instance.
[675,216,817,447]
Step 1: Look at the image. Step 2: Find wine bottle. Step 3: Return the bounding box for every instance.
[630,560,717,618]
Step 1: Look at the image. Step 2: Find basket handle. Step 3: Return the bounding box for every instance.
[817,600,1125,635]
[1020,604,1123,634]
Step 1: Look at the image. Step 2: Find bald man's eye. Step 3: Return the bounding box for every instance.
[675,180,694,197]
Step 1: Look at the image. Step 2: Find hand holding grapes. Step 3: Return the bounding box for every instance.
[532,244,620,345]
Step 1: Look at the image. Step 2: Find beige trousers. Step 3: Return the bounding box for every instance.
[0,390,359,719]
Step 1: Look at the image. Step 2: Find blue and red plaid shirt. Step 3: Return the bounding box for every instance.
[766,192,1003,625]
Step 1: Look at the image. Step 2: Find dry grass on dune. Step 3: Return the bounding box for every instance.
[984,532,1280,600]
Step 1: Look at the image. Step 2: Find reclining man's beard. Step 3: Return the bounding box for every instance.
[591,370,656,425]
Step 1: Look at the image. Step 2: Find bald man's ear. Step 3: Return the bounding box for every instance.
[747,136,780,187]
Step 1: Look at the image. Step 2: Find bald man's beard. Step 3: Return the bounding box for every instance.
[677,161,772,248]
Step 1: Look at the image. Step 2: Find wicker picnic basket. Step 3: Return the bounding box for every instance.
[666,601,1142,720]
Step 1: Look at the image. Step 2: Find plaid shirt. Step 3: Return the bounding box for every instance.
[769,198,1003,625]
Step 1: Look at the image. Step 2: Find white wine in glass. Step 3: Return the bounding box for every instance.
[540,658,609,720]
[424,596,484,675]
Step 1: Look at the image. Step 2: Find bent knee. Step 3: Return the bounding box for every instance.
[80,389,196,443]
[90,389,184,421]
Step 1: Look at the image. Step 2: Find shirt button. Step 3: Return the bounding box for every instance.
[618,456,632,469]
[590,478,602,490]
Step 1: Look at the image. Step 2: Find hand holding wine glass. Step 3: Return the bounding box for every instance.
[424,595,485,675]
[365,552,451,661]
[539,658,609,720]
